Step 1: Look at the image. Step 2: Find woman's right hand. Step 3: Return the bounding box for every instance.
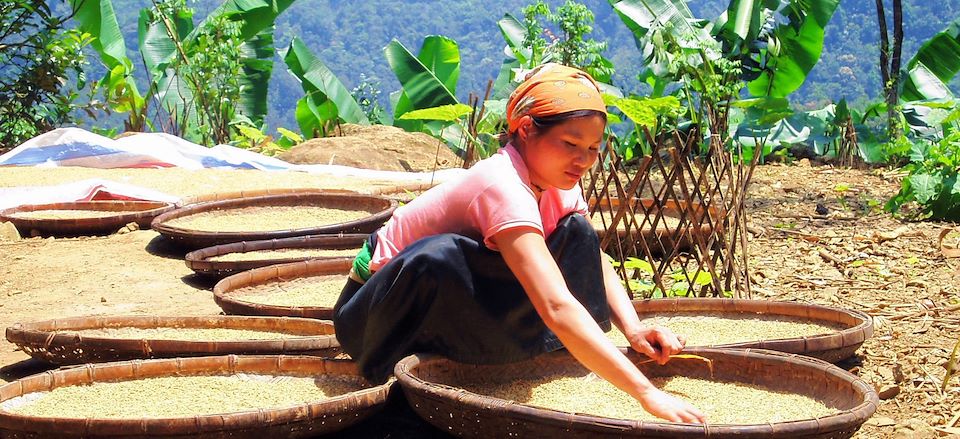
[637,386,707,424]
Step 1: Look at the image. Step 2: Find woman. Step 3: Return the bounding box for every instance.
[335,63,705,423]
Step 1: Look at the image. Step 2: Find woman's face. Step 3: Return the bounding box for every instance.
[519,115,605,190]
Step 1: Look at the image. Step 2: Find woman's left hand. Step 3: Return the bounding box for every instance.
[628,326,687,365]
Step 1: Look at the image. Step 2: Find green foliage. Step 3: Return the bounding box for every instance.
[886,134,960,220]
[351,73,386,124]
[611,257,715,298]
[385,36,460,133]
[71,0,146,131]
[399,104,474,122]
[230,122,302,156]
[901,17,960,102]
[515,0,614,82]
[180,11,245,144]
[0,0,93,149]
[283,37,369,138]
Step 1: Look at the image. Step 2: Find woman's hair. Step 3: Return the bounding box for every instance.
[499,109,607,146]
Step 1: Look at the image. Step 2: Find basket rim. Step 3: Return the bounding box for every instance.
[184,234,367,276]
[0,200,175,233]
[5,315,339,365]
[213,259,352,319]
[629,298,874,354]
[0,355,393,435]
[151,192,397,240]
[394,347,879,435]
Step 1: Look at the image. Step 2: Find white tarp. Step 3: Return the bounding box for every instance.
[0,128,465,209]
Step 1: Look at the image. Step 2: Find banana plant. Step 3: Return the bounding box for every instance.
[384,35,461,133]
[900,17,960,102]
[139,0,296,129]
[69,0,146,131]
[282,37,369,138]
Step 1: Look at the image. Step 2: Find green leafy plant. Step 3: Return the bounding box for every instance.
[72,0,294,144]
[351,73,386,124]
[886,134,960,220]
[230,118,303,156]
[283,37,369,139]
[1,0,93,149]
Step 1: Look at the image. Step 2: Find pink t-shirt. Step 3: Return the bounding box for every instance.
[369,144,589,271]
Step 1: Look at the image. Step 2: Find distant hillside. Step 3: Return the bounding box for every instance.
[81,0,960,131]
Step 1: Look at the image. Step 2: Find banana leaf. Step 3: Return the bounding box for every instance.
[608,0,699,44]
[398,104,473,122]
[283,37,369,135]
[746,0,839,98]
[181,0,296,125]
[497,13,530,66]
[385,37,460,131]
[137,6,193,74]
[69,0,143,114]
[716,0,762,48]
[69,0,129,70]
[901,17,960,102]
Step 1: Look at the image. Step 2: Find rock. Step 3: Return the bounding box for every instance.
[100,297,107,303]
[116,222,140,235]
[892,418,935,439]
[867,416,897,427]
[877,384,900,400]
[0,221,21,241]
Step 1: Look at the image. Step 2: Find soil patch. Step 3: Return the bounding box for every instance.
[279,123,462,172]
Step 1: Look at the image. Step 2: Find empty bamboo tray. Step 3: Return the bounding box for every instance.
[395,348,878,438]
[185,234,367,279]
[588,198,718,254]
[0,200,174,237]
[151,192,396,249]
[612,298,874,363]
[5,315,339,365]
[0,355,392,438]
[214,258,352,320]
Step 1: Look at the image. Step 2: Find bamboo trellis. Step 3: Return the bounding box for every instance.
[583,128,760,298]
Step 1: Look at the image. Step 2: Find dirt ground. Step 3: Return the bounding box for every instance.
[0,156,958,438]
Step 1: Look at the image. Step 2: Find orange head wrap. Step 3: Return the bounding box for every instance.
[506,63,607,135]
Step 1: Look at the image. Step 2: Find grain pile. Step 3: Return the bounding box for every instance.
[233,275,345,308]
[589,213,682,231]
[605,313,842,347]
[460,366,837,424]
[9,210,122,220]
[210,248,359,262]
[0,374,366,418]
[68,327,308,341]
[165,206,368,232]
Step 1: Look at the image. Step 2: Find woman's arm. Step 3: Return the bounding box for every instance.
[494,227,705,423]
[600,250,686,365]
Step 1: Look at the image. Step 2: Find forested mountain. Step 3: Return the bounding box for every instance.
[81,0,960,132]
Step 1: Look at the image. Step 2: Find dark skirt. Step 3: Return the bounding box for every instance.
[333,213,610,382]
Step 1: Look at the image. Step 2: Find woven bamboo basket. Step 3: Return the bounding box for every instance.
[151,192,396,249]
[395,348,878,439]
[185,233,367,279]
[214,258,351,320]
[0,200,174,237]
[588,198,719,253]
[628,298,873,363]
[5,315,339,365]
[0,355,392,438]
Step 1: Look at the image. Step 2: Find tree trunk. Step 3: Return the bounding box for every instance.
[889,0,903,140]
[875,0,903,141]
